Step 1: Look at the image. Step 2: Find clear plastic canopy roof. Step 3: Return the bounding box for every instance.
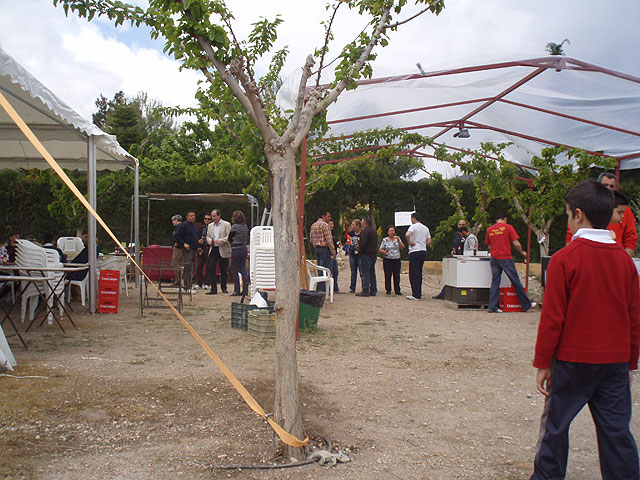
[278,55,640,172]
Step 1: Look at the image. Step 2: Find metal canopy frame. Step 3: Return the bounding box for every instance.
[139,192,259,246]
[296,55,640,264]
[308,56,640,169]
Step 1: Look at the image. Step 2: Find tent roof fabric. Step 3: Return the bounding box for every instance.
[278,56,640,171]
[0,44,136,171]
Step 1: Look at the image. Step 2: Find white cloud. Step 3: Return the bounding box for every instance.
[1,0,639,125]
[0,0,200,119]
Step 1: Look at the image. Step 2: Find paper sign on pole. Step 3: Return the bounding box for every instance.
[394,211,414,227]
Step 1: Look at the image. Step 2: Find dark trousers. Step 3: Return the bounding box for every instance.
[409,250,426,299]
[182,249,195,289]
[331,258,339,292]
[531,360,639,480]
[230,246,249,295]
[359,254,377,295]
[207,246,229,293]
[349,254,360,291]
[383,257,401,294]
[195,247,209,287]
[489,258,532,311]
[315,246,332,293]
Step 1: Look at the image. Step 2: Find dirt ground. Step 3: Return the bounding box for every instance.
[2,261,639,480]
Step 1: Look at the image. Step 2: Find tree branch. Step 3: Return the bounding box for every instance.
[383,6,431,30]
[441,182,465,218]
[282,56,315,145]
[315,3,341,88]
[291,6,393,148]
[512,193,541,236]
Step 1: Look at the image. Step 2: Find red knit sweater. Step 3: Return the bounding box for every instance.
[533,238,640,370]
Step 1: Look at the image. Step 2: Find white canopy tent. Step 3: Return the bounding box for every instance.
[0,44,140,312]
[278,55,640,174]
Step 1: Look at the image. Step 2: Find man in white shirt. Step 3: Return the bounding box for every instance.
[405,212,431,300]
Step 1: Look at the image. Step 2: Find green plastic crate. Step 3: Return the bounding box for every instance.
[247,310,276,339]
[231,301,274,330]
[298,302,320,331]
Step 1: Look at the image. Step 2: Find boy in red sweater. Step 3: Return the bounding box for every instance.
[531,180,640,479]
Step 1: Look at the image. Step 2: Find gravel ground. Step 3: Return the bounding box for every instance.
[1,262,638,479]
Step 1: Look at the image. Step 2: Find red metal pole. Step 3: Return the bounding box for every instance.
[526,179,533,293]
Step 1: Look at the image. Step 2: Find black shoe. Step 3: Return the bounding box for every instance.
[206,291,217,295]
[386,291,392,295]
[355,292,370,297]
[221,290,228,294]
[348,289,355,294]
[370,293,376,296]
[230,293,240,297]
[432,294,444,300]
[395,292,402,296]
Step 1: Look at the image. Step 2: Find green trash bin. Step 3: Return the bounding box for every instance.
[299,290,325,331]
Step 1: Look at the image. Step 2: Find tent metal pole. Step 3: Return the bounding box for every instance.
[147,199,150,247]
[88,135,98,313]
[134,161,140,287]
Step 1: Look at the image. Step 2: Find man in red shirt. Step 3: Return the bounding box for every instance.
[565,172,637,255]
[531,180,640,479]
[485,214,535,313]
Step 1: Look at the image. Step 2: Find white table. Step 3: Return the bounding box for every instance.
[0,265,89,332]
[0,274,55,345]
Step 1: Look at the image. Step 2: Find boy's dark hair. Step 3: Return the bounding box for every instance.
[613,190,629,208]
[457,226,469,233]
[495,213,508,221]
[411,212,422,222]
[565,180,614,229]
[43,233,54,244]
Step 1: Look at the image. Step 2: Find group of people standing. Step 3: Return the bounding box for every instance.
[171,209,249,296]
[310,211,433,300]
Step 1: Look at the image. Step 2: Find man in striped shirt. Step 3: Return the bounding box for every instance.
[310,211,336,292]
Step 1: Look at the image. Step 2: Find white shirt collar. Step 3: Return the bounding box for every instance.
[571,228,615,244]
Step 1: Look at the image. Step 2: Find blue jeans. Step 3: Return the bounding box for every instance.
[315,247,332,292]
[331,258,339,291]
[489,258,532,311]
[359,255,377,295]
[349,254,360,291]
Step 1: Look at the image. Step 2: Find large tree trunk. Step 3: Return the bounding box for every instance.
[267,148,305,459]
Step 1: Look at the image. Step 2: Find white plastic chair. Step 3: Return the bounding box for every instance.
[67,273,88,306]
[305,260,334,303]
[16,240,66,323]
[97,256,129,296]
[57,236,84,260]
[249,226,276,298]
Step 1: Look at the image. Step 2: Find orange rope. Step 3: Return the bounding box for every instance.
[0,90,308,448]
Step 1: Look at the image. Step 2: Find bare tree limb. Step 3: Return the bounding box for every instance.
[512,193,541,236]
[441,182,465,218]
[291,6,393,148]
[282,56,316,146]
[315,3,341,88]
[383,6,431,30]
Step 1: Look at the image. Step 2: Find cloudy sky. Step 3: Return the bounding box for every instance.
[1,0,639,121]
